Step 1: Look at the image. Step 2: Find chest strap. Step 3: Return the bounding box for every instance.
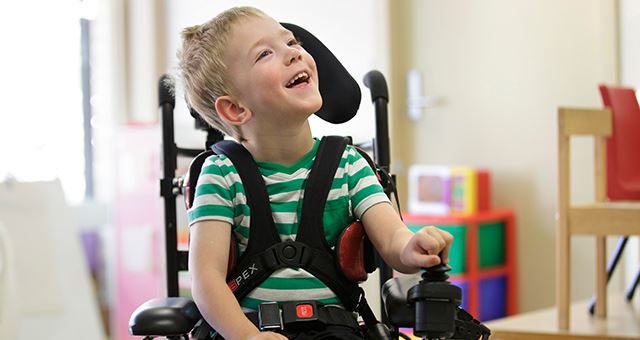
[212,137,368,310]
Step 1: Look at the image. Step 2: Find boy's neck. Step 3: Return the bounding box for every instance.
[241,121,315,166]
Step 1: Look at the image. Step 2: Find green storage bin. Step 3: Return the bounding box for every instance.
[478,221,505,268]
[407,224,467,274]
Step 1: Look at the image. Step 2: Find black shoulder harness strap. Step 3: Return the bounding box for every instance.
[211,136,371,314]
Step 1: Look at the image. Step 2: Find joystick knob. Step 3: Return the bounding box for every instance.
[422,263,452,282]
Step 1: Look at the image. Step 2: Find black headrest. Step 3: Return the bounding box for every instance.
[281,23,361,124]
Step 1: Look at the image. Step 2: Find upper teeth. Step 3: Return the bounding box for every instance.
[287,72,308,87]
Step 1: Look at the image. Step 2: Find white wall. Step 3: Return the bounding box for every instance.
[389,0,619,312]
[620,0,640,88]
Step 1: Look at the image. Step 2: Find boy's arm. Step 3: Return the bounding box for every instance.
[189,220,286,340]
[361,202,453,274]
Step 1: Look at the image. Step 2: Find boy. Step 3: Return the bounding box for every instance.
[181,7,453,340]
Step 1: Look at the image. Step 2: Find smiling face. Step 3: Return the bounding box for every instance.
[221,15,323,128]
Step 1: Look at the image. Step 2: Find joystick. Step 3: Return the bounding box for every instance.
[407,263,462,339]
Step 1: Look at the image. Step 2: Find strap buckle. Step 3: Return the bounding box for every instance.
[281,301,321,330]
[258,301,321,332]
[264,241,312,269]
[258,302,283,331]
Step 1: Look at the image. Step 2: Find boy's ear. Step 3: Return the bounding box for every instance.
[214,95,252,126]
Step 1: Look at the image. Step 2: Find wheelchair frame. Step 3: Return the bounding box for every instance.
[149,68,395,338]
[159,68,393,300]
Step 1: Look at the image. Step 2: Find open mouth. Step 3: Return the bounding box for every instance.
[286,72,310,88]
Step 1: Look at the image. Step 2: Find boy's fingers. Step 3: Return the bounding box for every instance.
[440,246,450,265]
[414,232,438,255]
[417,229,446,254]
[414,227,455,267]
[427,227,449,249]
[412,253,441,268]
[439,229,453,264]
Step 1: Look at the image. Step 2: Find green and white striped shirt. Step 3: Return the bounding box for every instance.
[188,138,390,310]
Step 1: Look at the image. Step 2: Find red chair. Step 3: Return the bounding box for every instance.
[599,85,640,200]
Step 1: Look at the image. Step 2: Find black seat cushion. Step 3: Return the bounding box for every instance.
[129,297,201,336]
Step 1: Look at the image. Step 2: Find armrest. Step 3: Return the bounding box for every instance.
[381,274,421,328]
[129,297,202,336]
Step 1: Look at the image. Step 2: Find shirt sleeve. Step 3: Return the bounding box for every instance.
[187,154,236,227]
[345,146,391,219]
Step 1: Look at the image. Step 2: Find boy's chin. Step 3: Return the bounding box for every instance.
[310,96,323,112]
[312,101,323,114]
[299,99,322,116]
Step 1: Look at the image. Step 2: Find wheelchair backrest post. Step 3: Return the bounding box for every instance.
[159,75,181,297]
[363,70,390,178]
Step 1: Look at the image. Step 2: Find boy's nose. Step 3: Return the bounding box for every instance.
[286,48,302,65]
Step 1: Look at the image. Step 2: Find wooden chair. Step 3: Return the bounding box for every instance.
[556,107,640,330]
[580,85,640,315]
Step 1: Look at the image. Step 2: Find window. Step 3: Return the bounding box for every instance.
[0,1,88,204]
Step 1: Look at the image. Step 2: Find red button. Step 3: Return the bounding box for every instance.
[296,304,314,318]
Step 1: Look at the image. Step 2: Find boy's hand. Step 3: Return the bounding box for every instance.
[400,226,454,269]
[248,331,288,340]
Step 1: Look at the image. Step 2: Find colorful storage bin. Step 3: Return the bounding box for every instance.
[478,275,507,321]
[478,221,505,268]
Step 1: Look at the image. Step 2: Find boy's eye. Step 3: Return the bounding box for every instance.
[288,37,301,47]
[256,50,272,62]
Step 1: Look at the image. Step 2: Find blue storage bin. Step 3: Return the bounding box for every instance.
[478,275,506,321]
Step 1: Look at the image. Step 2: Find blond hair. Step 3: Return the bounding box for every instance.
[178,6,266,140]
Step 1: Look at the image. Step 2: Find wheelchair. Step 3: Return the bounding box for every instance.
[128,23,490,340]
